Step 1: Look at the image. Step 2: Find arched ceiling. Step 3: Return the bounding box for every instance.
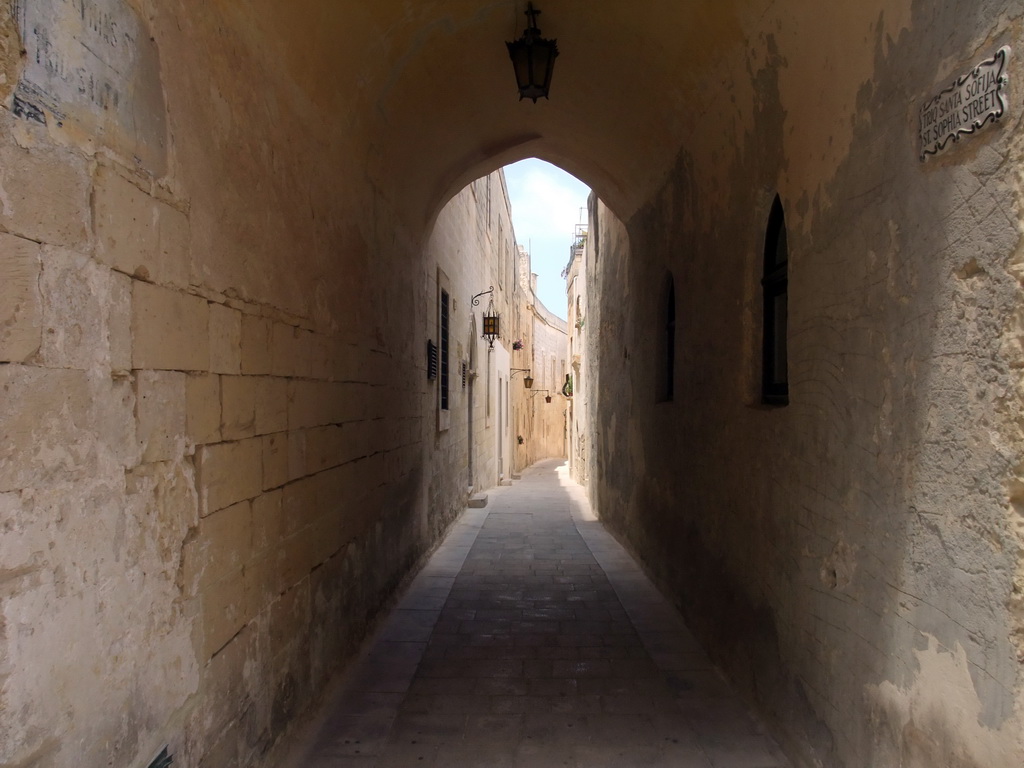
[153,0,915,314]
[211,0,754,232]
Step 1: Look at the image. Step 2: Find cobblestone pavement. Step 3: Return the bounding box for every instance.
[286,460,790,768]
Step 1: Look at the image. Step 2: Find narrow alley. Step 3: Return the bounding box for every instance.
[5,6,1024,765]
[285,461,789,768]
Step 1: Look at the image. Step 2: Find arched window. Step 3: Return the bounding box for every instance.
[762,195,788,405]
[657,272,675,403]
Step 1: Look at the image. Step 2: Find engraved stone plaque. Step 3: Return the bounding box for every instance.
[919,47,1010,161]
[13,0,167,174]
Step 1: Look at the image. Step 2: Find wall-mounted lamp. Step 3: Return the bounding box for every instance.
[532,389,552,403]
[482,299,500,348]
[472,286,501,349]
[506,3,559,102]
[510,368,534,388]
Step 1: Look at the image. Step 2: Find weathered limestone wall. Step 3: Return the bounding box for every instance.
[0,2,484,767]
[585,4,1024,768]
[511,246,536,473]
[3,1,1021,766]
[566,235,591,485]
[531,298,568,395]
[422,172,522,498]
[528,297,569,462]
[507,248,568,472]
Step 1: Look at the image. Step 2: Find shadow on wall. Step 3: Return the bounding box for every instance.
[585,6,1024,768]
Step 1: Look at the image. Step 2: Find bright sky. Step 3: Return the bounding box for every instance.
[502,159,590,321]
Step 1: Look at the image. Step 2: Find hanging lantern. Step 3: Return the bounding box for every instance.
[482,298,500,348]
[506,3,559,102]
[511,368,533,388]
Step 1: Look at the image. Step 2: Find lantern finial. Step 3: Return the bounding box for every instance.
[525,3,540,29]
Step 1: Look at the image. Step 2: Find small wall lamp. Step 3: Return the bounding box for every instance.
[506,3,559,102]
[511,368,534,388]
[482,300,500,348]
[472,287,501,349]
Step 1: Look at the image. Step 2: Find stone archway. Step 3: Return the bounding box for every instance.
[1,3,1022,768]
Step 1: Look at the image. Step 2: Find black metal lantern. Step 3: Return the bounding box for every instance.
[482,298,500,348]
[506,3,559,102]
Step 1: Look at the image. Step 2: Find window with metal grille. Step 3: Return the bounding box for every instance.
[657,273,675,403]
[440,288,450,411]
[761,195,789,406]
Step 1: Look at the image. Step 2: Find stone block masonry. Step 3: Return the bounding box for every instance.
[0,232,42,362]
[0,125,91,248]
[0,61,455,768]
[14,3,1024,768]
[131,280,210,371]
[94,166,191,289]
[136,370,187,463]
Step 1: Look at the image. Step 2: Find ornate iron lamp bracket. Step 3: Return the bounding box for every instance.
[471,287,495,307]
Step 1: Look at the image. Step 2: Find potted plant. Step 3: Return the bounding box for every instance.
[512,339,524,351]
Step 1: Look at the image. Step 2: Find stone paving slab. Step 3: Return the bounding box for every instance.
[285,461,790,768]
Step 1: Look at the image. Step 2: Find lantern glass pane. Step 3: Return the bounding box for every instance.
[540,46,556,89]
[510,46,531,89]
[483,315,499,337]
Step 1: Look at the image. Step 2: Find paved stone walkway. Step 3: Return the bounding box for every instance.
[285,460,790,768]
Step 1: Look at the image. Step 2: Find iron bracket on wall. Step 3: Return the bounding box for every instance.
[471,286,494,307]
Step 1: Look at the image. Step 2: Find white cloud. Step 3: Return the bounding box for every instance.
[503,159,590,320]
[505,159,589,244]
